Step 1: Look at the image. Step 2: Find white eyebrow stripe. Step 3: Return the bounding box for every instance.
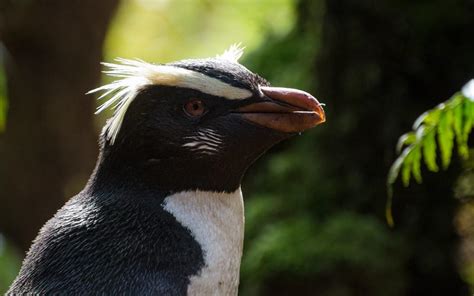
[158,66,252,100]
[101,58,252,100]
[89,57,252,144]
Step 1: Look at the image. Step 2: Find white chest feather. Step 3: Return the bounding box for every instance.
[162,189,245,296]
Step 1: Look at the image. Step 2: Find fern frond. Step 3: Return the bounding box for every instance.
[386,79,474,226]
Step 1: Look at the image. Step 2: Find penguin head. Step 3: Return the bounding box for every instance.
[90,45,325,192]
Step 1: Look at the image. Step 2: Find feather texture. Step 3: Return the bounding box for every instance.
[88,45,251,144]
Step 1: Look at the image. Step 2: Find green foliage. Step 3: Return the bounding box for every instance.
[105,0,296,62]
[242,205,406,296]
[0,235,21,294]
[386,80,474,225]
[243,212,401,277]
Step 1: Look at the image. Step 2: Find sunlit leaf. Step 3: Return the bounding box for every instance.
[386,79,474,225]
[453,98,463,138]
[464,100,474,145]
[437,109,454,169]
[396,132,416,153]
[451,97,465,158]
[471,98,474,119]
[462,104,472,138]
[411,146,422,184]
[387,156,404,188]
[401,149,413,187]
[412,111,428,130]
[423,108,441,125]
[422,128,438,172]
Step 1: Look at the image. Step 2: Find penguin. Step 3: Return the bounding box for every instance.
[8,45,325,295]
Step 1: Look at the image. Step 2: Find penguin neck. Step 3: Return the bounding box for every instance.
[163,189,245,296]
[87,149,246,295]
[89,147,246,194]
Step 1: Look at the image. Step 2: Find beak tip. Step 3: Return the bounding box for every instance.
[317,106,326,123]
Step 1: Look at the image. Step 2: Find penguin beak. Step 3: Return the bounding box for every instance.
[236,86,326,133]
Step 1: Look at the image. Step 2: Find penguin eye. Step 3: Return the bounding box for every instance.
[184,99,207,117]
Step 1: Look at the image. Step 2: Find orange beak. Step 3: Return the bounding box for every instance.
[236,86,326,133]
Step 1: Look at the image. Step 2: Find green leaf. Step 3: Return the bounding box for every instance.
[437,109,454,169]
[412,111,428,130]
[452,98,463,137]
[423,108,441,126]
[396,132,415,153]
[387,156,404,188]
[464,100,474,144]
[471,99,474,121]
[411,146,422,184]
[451,97,466,158]
[401,148,413,187]
[422,128,438,172]
[386,79,474,226]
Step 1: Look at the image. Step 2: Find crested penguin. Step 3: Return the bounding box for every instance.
[8,45,325,295]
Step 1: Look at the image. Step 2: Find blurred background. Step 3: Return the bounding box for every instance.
[0,0,474,295]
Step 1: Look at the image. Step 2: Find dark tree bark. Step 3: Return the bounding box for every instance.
[0,0,119,251]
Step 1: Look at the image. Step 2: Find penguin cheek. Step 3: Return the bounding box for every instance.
[180,129,225,158]
[217,114,290,159]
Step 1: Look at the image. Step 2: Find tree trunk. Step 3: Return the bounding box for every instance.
[0,0,119,251]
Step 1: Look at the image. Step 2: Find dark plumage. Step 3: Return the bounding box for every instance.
[9,46,325,295]
[11,190,203,294]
